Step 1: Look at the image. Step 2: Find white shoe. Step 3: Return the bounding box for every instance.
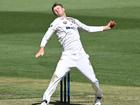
[40,100,48,105]
[94,97,102,105]
[95,101,101,105]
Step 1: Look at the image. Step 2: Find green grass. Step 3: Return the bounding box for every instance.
[0,77,140,105]
[0,0,140,104]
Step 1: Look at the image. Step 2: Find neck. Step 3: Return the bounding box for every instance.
[58,13,66,18]
[63,13,66,17]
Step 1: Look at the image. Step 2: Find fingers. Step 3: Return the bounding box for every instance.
[35,48,45,58]
[35,51,44,58]
[35,52,42,58]
[109,20,116,28]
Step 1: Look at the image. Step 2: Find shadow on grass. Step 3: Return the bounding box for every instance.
[50,101,83,105]
[32,101,83,105]
[0,11,140,33]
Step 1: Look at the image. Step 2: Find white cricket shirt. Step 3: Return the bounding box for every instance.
[40,16,103,53]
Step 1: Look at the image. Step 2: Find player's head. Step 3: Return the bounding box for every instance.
[52,3,66,17]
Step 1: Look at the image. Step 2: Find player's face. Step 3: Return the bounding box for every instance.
[53,5,65,17]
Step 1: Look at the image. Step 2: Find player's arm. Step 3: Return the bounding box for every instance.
[75,19,116,32]
[35,25,56,58]
[35,19,58,58]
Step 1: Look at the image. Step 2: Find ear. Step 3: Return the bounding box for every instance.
[63,8,65,12]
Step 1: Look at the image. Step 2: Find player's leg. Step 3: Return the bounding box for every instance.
[76,55,103,100]
[41,59,70,105]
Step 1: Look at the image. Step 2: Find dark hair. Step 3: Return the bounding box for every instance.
[52,3,63,15]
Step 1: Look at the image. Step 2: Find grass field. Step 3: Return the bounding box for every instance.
[0,77,140,105]
[0,0,140,105]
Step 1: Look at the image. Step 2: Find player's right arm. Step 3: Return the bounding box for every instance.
[35,47,45,58]
[35,28,54,58]
[35,19,58,58]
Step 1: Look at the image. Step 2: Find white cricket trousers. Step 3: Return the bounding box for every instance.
[42,51,103,103]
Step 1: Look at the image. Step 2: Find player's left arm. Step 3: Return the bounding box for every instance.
[74,19,116,32]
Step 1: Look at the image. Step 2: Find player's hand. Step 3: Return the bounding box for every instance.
[35,47,45,58]
[103,20,116,31]
[107,20,116,29]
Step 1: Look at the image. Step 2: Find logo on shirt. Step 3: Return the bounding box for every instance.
[63,21,67,24]
[66,26,74,29]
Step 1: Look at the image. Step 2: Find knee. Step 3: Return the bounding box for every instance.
[90,78,98,84]
[50,74,61,83]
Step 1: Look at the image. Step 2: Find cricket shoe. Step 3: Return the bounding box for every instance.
[41,100,48,105]
[94,97,102,105]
